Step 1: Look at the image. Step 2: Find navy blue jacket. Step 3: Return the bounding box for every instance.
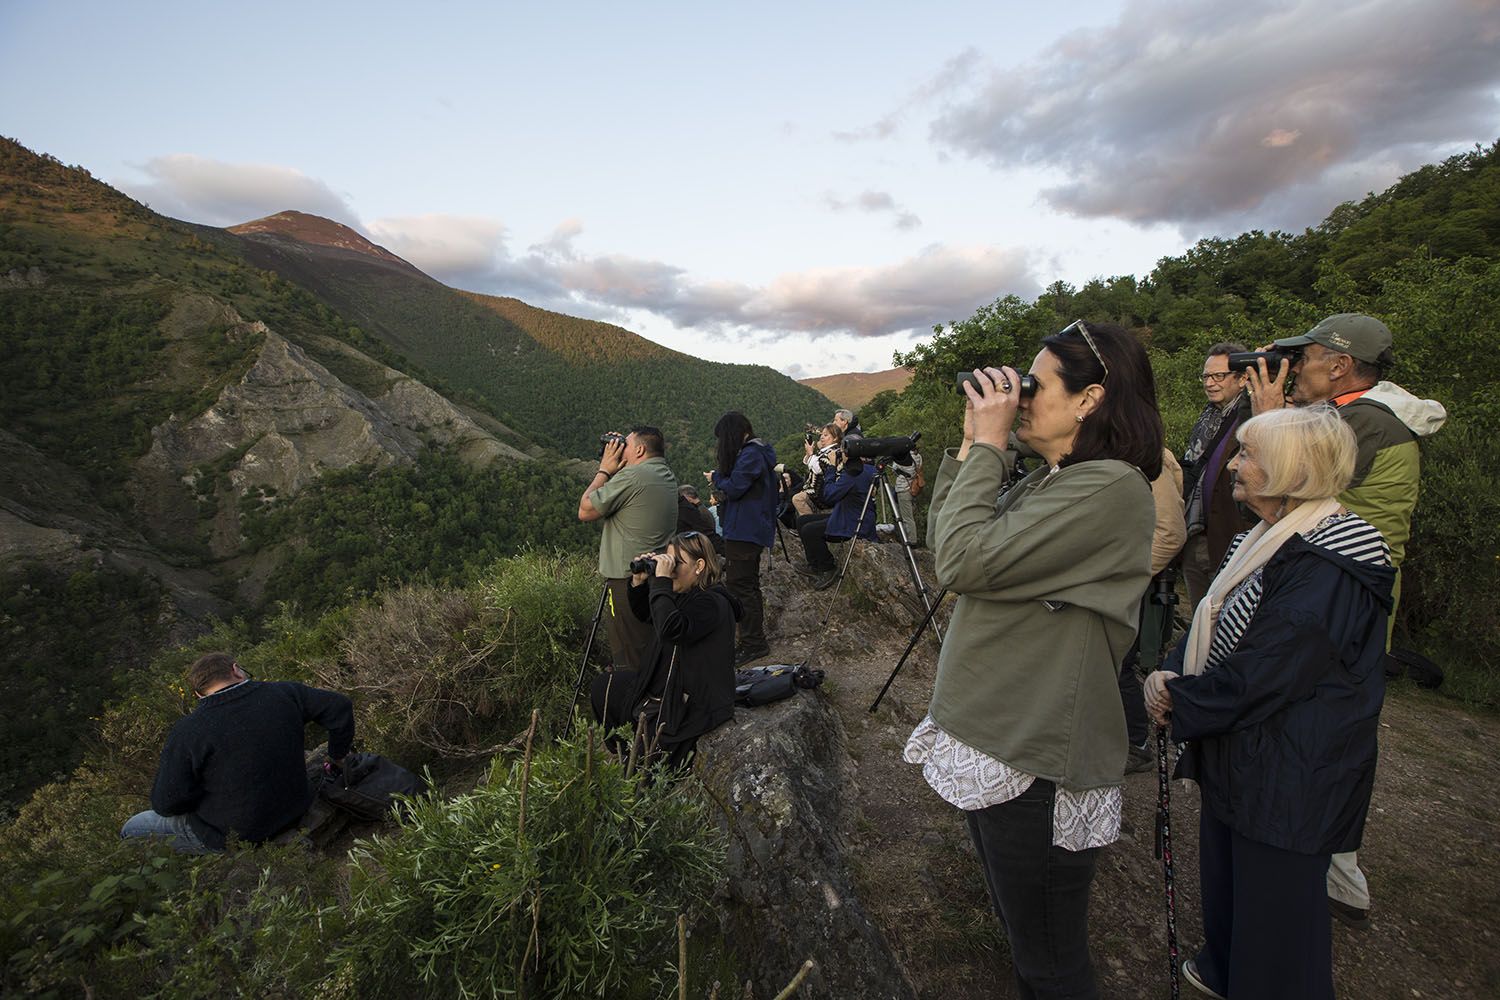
[711,438,779,548]
[151,681,355,849]
[1167,534,1394,855]
[821,458,877,541]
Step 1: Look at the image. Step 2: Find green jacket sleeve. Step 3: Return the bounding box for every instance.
[931,445,1153,606]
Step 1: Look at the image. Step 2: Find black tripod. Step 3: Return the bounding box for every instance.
[562,583,611,739]
[1145,570,1182,1000]
[836,460,944,642]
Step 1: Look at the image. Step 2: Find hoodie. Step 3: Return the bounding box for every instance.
[1335,380,1447,569]
[711,438,779,549]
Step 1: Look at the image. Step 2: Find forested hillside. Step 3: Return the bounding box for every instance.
[226,219,837,475]
[863,141,1500,704]
[0,138,594,810]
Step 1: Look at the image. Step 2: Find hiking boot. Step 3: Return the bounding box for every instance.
[1181,958,1226,999]
[1328,896,1371,930]
[812,569,840,591]
[793,562,820,577]
[734,643,771,667]
[1125,743,1155,774]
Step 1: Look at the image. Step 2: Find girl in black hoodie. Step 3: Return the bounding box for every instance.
[590,531,741,764]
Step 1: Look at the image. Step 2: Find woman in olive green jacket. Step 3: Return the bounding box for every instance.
[904,321,1163,1000]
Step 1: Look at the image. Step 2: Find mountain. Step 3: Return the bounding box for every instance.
[223,211,836,474]
[798,367,913,411]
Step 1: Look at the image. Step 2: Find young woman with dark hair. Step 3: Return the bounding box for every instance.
[904,320,1164,999]
[706,412,778,665]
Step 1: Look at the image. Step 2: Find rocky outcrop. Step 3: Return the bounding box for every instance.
[698,690,917,999]
[130,300,524,558]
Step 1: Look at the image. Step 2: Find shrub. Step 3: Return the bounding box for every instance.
[316,551,599,761]
[333,727,724,999]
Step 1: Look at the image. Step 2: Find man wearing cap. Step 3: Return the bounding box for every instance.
[1248,313,1447,929]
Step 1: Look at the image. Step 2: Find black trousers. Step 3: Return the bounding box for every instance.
[724,539,766,650]
[1196,807,1334,1000]
[796,513,836,571]
[1117,651,1148,748]
[965,779,1100,1000]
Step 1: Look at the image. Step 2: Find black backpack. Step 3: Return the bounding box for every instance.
[734,664,825,707]
[314,751,424,822]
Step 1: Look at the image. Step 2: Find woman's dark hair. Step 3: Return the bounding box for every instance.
[713,411,754,475]
[1041,321,1164,480]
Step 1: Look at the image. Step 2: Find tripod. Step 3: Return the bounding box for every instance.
[562,583,611,739]
[839,461,944,642]
[1146,570,1181,1000]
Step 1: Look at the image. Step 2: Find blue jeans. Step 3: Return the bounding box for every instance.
[120,810,219,854]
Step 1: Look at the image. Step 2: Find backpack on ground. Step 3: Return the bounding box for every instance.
[314,751,424,822]
[734,664,825,707]
[1386,648,1444,690]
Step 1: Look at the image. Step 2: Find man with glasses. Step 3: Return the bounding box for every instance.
[121,652,354,853]
[1180,342,1256,611]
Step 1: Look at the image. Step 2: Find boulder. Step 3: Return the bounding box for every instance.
[697,691,917,999]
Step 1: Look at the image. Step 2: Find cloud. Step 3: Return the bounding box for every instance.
[833,48,983,142]
[372,211,1038,339]
[823,188,923,230]
[919,0,1500,228]
[118,154,357,227]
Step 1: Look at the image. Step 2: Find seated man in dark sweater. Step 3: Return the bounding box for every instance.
[120,652,355,853]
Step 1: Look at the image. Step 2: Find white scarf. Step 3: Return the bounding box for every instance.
[1182,497,1342,676]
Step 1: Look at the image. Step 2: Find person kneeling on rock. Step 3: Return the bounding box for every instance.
[590,531,740,769]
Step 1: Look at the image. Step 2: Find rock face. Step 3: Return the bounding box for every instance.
[698,692,918,999]
[129,299,524,558]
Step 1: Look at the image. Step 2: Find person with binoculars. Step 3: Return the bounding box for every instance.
[904,321,1163,1000]
[588,531,739,767]
[794,427,877,592]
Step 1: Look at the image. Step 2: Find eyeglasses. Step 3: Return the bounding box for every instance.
[1199,372,1235,383]
[1060,320,1109,383]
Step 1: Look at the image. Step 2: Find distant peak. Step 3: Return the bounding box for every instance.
[228,210,414,269]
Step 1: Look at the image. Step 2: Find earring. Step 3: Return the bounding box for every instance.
[1075,414,1084,423]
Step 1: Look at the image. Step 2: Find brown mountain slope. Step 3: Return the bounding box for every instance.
[229,210,423,276]
[460,291,675,364]
[798,368,912,411]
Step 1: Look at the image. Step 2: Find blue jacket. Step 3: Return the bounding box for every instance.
[711,438,779,548]
[1167,533,1394,855]
[821,458,877,541]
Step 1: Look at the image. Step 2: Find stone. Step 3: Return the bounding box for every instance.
[696,691,917,999]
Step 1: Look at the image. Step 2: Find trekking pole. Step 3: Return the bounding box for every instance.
[562,583,610,739]
[1155,725,1180,1000]
[868,587,949,713]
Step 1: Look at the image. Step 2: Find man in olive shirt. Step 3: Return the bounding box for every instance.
[578,425,678,670]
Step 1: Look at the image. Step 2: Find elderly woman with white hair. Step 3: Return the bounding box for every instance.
[1145,405,1395,1000]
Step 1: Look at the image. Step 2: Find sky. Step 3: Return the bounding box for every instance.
[2,1,1497,378]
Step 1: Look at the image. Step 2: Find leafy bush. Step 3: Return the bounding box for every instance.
[313,551,600,762]
[334,728,724,999]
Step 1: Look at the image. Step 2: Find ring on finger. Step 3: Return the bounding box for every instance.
[1000,380,1012,392]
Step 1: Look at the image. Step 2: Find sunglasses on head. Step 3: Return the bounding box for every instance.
[1058,320,1109,383]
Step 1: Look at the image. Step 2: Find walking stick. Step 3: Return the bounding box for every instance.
[562,583,610,739]
[1154,725,1180,1000]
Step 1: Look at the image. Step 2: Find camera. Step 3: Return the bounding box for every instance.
[1226,349,1298,372]
[804,423,820,446]
[629,554,658,575]
[598,431,626,459]
[956,372,1037,397]
[843,431,921,461]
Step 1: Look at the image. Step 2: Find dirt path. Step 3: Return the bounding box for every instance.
[762,549,1500,999]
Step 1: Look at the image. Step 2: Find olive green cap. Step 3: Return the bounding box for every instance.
[1273,313,1392,363]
